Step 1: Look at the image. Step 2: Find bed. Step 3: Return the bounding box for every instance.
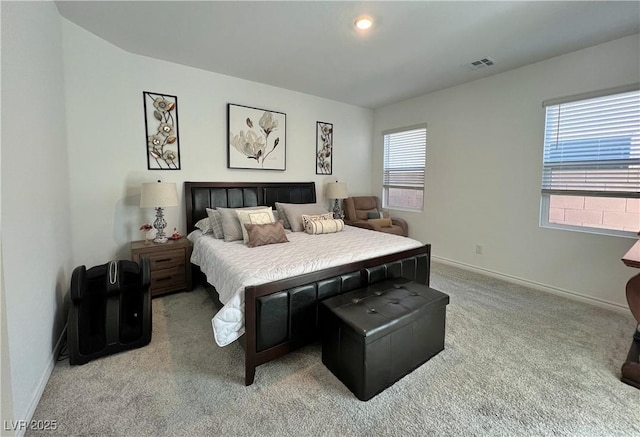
[185,181,431,385]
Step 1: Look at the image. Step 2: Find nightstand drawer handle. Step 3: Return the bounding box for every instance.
[156,258,172,263]
[156,277,172,282]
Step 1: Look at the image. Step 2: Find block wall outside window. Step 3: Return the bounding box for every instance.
[386,188,424,210]
[548,195,639,232]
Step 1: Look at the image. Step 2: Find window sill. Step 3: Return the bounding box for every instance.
[383,206,423,213]
[540,222,638,239]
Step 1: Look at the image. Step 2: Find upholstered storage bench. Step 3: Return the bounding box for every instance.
[320,277,449,401]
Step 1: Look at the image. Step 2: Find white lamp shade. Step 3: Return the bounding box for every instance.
[140,182,178,208]
[326,182,348,199]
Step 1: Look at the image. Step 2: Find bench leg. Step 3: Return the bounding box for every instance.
[245,360,256,386]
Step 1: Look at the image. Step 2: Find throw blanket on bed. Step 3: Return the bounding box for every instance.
[188,225,423,346]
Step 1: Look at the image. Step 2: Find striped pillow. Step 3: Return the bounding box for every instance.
[205,208,224,239]
[274,202,292,229]
[305,219,344,234]
[301,212,334,229]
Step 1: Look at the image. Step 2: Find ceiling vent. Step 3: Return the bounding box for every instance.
[467,57,495,70]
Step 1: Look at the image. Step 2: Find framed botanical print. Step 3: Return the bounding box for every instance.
[316,121,333,175]
[143,91,180,170]
[227,103,286,170]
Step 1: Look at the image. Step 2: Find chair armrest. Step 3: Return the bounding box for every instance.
[391,217,409,237]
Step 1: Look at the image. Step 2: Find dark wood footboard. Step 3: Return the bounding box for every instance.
[242,244,431,385]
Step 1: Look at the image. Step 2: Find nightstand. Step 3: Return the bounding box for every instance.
[131,238,193,297]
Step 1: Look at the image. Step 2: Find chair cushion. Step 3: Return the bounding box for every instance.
[368,218,392,228]
[353,197,378,211]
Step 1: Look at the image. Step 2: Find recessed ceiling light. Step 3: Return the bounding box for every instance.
[355,16,373,30]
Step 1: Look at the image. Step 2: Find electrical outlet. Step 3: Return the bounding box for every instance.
[475,244,483,255]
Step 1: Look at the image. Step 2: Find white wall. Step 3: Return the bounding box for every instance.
[1,1,73,426]
[0,5,15,430]
[61,19,373,267]
[373,34,640,309]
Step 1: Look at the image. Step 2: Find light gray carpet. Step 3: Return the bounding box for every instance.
[29,263,640,436]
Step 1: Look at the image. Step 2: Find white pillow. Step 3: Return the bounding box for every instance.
[217,206,272,242]
[236,209,276,243]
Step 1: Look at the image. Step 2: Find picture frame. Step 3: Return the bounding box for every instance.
[227,103,286,171]
[316,121,333,175]
[143,91,181,170]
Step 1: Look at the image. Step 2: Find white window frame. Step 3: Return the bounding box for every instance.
[540,84,640,238]
[382,124,427,212]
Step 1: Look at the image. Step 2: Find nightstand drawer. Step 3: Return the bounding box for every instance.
[147,249,185,270]
[150,267,186,292]
[131,238,193,297]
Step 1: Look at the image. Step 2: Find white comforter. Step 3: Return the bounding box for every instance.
[188,226,423,346]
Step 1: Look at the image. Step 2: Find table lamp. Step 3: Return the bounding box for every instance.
[326,181,348,219]
[140,180,178,243]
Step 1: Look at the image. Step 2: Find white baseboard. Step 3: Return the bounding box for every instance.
[15,324,66,437]
[432,256,630,314]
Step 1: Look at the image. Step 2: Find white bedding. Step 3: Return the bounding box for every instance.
[188,225,423,347]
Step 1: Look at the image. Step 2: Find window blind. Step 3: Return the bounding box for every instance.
[541,89,640,198]
[383,127,426,189]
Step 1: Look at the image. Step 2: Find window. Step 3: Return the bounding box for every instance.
[383,125,427,211]
[540,87,640,236]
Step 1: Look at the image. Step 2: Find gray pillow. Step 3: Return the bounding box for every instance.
[195,217,212,234]
[274,202,292,229]
[280,203,330,232]
[217,206,271,242]
[205,208,224,239]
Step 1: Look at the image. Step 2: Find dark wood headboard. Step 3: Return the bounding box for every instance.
[184,181,316,233]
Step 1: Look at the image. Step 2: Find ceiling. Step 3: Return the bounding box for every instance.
[55,1,640,109]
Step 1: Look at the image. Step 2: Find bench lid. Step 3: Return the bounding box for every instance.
[322,278,449,340]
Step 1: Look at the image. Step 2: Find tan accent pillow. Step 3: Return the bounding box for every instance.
[305,219,345,234]
[368,218,393,228]
[244,220,289,248]
[236,209,275,243]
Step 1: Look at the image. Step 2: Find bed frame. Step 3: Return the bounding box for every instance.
[184,181,431,385]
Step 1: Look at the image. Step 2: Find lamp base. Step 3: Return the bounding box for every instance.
[153,207,168,243]
[332,199,344,220]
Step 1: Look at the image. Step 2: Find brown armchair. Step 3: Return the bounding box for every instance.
[343,196,408,236]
